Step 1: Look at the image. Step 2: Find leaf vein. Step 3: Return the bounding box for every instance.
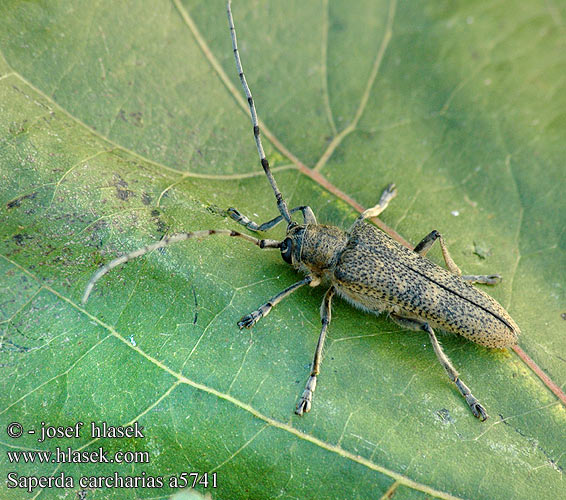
[0,332,111,416]
[321,0,337,136]
[313,0,397,173]
[210,423,268,472]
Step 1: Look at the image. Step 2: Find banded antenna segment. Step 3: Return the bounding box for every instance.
[227,0,292,224]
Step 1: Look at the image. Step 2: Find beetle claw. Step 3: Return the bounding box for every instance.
[295,393,312,416]
[470,399,489,421]
[296,375,316,416]
[485,274,502,286]
[238,310,262,329]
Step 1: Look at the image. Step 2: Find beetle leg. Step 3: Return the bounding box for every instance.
[354,183,397,227]
[296,286,335,416]
[390,314,488,421]
[228,205,317,232]
[424,322,489,421]
[238,275,316,329]
[414,231,500,285]
[413,230,462,274]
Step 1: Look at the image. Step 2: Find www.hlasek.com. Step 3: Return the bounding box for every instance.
[7,445,149,465]
[5,420,217,493]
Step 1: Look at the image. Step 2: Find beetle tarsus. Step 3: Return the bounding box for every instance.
[455,378,489,421]
[380,183,398,203]
[296,375,317,416]
[227,207,242,221]
[462,274,502,286]
[483,274,502,286]
[238,311,263,329]
[468,396,489,421]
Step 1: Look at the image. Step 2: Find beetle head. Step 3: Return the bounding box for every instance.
[280,223,348,276]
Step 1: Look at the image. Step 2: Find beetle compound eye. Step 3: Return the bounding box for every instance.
[280,238,293,264]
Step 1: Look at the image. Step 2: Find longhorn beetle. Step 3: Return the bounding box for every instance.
[83,1,520,421]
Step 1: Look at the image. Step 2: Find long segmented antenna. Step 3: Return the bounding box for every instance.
[227,0,292,224]
[82,230,280,304]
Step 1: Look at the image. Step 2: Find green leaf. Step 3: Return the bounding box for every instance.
[1,1,565,499]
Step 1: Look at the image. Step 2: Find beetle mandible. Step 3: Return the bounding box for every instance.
[83,1,520,421]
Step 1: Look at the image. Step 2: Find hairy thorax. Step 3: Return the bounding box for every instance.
[295,225,348,280]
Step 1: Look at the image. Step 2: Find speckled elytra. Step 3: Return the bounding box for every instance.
[83,1,520,421]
